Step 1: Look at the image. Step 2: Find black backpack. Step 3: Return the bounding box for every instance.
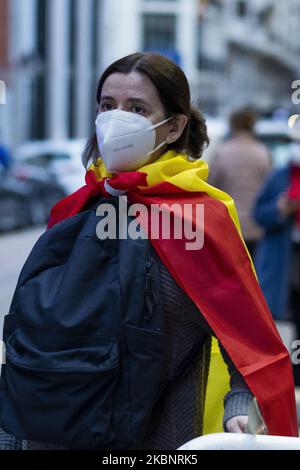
[0,196,165,449]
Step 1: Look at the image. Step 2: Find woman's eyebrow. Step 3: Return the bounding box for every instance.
[100,95,115,102]
[100,95,150,106]
[126,98,150,106]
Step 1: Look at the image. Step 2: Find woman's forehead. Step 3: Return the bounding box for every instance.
[101,72,160,103]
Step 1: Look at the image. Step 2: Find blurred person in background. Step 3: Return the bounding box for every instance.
[253,136,300,384]
[208,108,272,258]
[0,134,11,172]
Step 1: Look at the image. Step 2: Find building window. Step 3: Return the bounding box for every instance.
[142,13,176,52]
[37,0,47,59]
[196,1,225,73]
[68,0,76,138]
[91,0,99,69]
[90,0,101,135]
[236,0,247,18]
[69,0,76,67]
[30,75,46,139]
[31,0,48,139]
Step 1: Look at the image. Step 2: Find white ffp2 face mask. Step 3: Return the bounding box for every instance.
[95,109,173,172]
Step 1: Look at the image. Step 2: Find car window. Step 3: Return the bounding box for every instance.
[258,135,291,167]
[25,152,71,168]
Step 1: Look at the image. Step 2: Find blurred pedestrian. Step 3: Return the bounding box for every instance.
[208,108,272,258]
[0,142,11,171]
[253,137,300,383]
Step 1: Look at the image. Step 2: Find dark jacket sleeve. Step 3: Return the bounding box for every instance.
[253,167,292,231]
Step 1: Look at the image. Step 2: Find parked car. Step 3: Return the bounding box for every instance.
[0,176,31,232]
[0,138,89,233]
[0,164,66,233]
[14,139,87,195]
[255,119,293,167]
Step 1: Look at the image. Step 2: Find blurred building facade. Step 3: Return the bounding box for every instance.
[1,0,300,146]
[1,0,103,145]
[223,0,300,115]
[101,0,300,116]
[0,0,9,140]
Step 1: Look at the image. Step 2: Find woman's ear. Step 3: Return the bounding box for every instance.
[166,114,188,144]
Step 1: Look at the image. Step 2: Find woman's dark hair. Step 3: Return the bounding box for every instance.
[82,52,209,167]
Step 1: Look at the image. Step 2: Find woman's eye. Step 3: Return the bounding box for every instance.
[100,103,113,111]
[132,105,144,114]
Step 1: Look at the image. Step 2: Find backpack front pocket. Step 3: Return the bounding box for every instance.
[124,323,164,444]
[1,327,120,449]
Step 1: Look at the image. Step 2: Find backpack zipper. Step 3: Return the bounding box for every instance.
[145,260,152,294]
[139,258,154,327]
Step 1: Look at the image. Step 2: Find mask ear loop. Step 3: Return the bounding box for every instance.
[146,139,168,156]
[148,115,175,131]
[146,116,175,156]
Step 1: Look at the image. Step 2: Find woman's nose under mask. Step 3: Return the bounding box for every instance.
[95,109,173,172]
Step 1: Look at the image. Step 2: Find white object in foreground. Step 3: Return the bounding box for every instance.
[178,433,300,451]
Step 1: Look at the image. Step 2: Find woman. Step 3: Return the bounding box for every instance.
[0,52,297,450]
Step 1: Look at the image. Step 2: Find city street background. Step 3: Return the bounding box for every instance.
[1,0,300,430]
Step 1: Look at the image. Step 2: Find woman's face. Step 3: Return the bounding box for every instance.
[98,71,187,163]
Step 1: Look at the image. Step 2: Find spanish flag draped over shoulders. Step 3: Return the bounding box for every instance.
[48,150,298,437]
